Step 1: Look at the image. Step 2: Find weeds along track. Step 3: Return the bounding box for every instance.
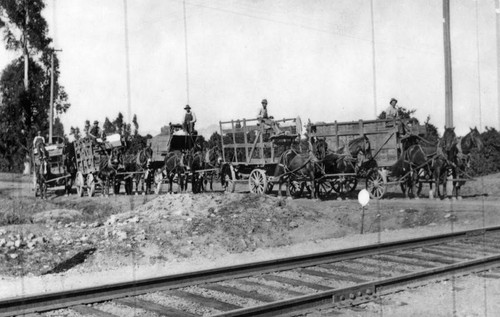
[2,226,500,316]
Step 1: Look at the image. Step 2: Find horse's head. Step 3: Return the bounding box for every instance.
[469,127,483,151]
[348,136,372,160]
[312,138,328,160]
[442,127,457,152]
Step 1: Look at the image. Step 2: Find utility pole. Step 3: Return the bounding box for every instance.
[496,0,500,129]
[443,0,453,128]
[49,49,62,144]
[370,0,378,117]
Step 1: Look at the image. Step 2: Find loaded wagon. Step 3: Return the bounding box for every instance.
[219,116,302,194]
[308,118,427,199]
[149,123,204,193]
[31,136,73,198]
[73,135,123,197]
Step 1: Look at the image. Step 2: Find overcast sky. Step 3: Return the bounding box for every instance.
[0,0,498,137]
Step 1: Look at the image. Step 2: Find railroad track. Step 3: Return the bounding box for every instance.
[3,226,500,317]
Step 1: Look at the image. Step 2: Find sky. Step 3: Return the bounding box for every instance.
[0,0,499,137]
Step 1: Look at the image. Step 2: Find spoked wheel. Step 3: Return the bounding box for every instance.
[87,173,96,197]
[249,169,268,194]
[332,177,358,194]
[366,168,387,199]
[288,180,302,198]
[75,172,84,197]
[317,181,333,199]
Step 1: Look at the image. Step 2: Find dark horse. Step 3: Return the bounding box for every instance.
[449,127,483,198]
[160,150,188,194]
[388,143,448,199]
[274,146,319,199]
[62,142,77,196]
[92,146,121,196]
[188,146,221,193]
[115,145,154,195]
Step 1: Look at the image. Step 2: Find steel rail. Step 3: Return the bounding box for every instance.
[1,225,499,317]
[213,254,500,316]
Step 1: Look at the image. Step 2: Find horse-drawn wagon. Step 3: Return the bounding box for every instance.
[219,116,303,194]
[308,118,427,199]
[32,136,74,199]
[150,123,210,194]
[72,135,123,197]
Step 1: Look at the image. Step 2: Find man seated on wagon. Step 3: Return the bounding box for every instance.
[89,120,105,142]
[257,99,281,135]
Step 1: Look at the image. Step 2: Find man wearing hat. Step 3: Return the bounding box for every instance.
[183,105,197,134]
[257,99,281,134]
[385,98,399,119]
[89,120,103,140]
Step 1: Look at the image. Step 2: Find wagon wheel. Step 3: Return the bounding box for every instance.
[366,168,387,199]
[32,173,38,197]
[317,181,333,199]
[75,172,84,197]
[249,169,268,194]
[288,180,302,198]
[87,173,96,197]
[332,177,358,194]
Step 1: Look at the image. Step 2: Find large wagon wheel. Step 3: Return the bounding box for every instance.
[75,172,85,197]
[366,168,387,199]
[332,176,358,194]
[87,173,96,197]
[249,169,268,194]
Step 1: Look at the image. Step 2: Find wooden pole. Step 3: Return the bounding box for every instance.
[443,0,453,128]
[370,0,378,117]
[496,0,500,129]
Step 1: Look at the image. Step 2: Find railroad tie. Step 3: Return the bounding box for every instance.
[71,305,119,317]
[115,297,196,317]
[234,279,305,297]
[261,274,332,291]
[201,284,275,303]
[298,268,367,283]
[319,263,392,278]
[164,289,241,311]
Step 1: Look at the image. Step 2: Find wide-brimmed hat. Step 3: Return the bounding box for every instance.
[184,105,191,110]
[261,99,268,104]
[390,98,397,104]
[93,120,99,124]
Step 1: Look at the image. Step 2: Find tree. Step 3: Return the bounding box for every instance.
[52,116,64,139]
[0,56,70,171]
[132,114,139,136]
[0,0,52,90]
[103,117,115,134]
[113,112,124,135]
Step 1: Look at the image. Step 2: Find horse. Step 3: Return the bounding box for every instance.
[161,150,188,193]
[93,147,121,196]
[188,146,222,193]
[451,127,484,198]
[274,147,319,199]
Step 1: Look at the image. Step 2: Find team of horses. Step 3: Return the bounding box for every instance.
[32,123,483,200]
